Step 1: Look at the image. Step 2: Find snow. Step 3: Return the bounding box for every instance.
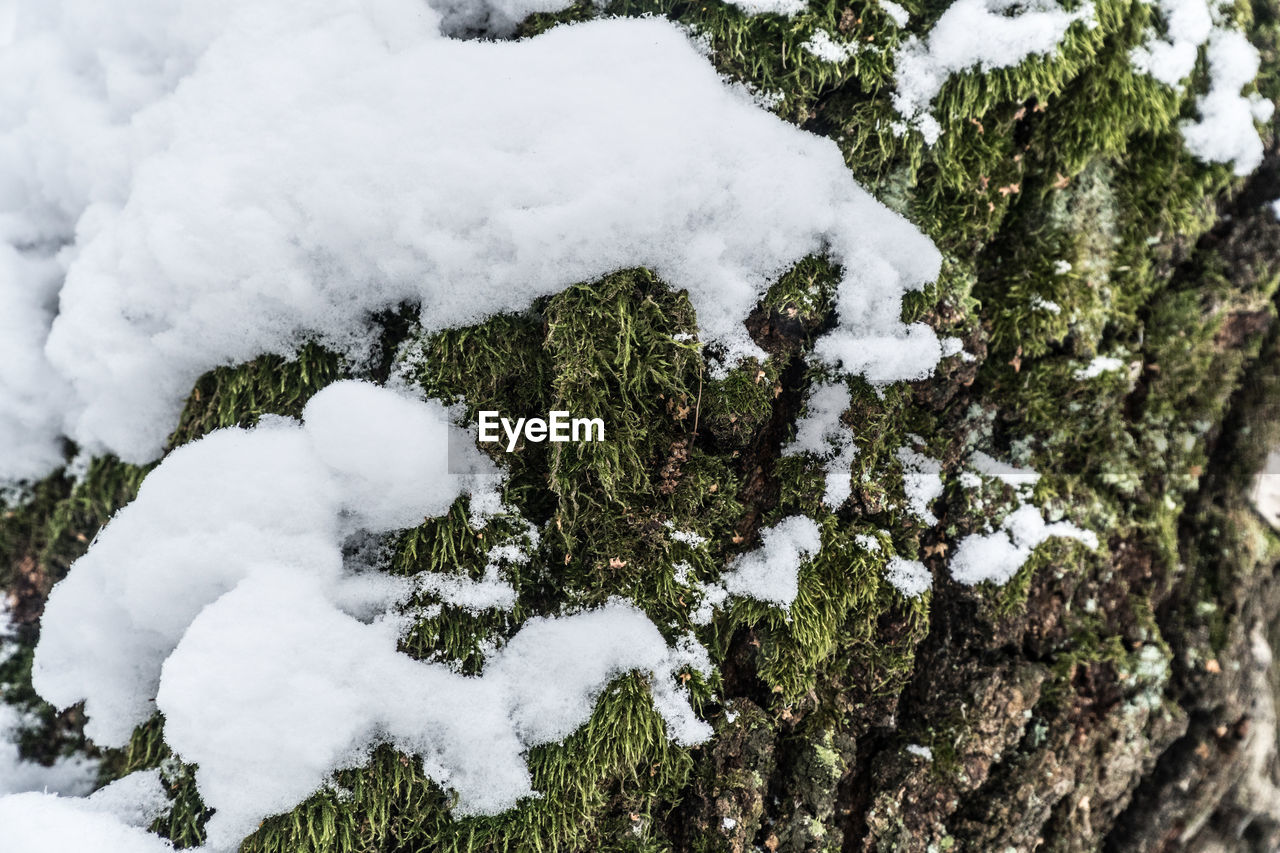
[1073,355,1126,380]
[1127,1,1270,175]
[1250,449,1280,530]
[891,0,1094,142]
[0,605,98,797]
[33,380,496,748]
[1031,295,1062,314]
[969,450,1039,487]
[723,0,808,15]
[785,381,859,507]
[804,30,860,63]
[0,771,172,853]
[720,516,823,608]
[31,380,709,850]
[897,447,944,525]
[906,743,933,760]
[885,557,931,597]
[0,1,942,484]
[428,0,576,36]
[162,581,709,849]
[0,702,98,798]
[940,336,965,358]
[414,569,517,612]
[1129,0,1211,86]
[949,503,1097,585]
[665,521,709,547]
[1180,27,1274,176]
[882,0,911,26]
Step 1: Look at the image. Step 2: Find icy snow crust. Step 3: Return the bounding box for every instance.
[30,382,711,850]
[0,0,942,483]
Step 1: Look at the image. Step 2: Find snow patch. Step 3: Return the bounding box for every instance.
[1250,449,1280,530]
[0,771,172,853]
[721,516,823,608]
[0,606,98,798]
[1073,355,1126,380]
[1129,0,1211,86]
[0,0,943,483]
[897,447,944,525]
[31,381,708,851]
[785,381,859,508]
[724,0,808,15]
[891,0,1094,142]
[1180,27,1273,176]
[969,450,1039,487]
[949,503,1097,585]
[804,30,860,63]
[882,0,911,26]
[885,557,931,597]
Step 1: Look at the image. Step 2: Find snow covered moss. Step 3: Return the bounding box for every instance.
[0,2,942,483]
[0,0,1274,847]
[26,382,712,850]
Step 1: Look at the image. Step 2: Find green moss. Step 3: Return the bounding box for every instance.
[167,343,346,450]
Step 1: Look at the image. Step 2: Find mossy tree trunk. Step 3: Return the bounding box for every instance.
[3,1,1280,851]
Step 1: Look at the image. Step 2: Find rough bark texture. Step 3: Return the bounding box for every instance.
[3,1,1280,851]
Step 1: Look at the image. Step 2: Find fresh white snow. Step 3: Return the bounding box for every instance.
[0,0,942,484]
[785,381,860,508]
[1250,449,1280,530]
[33,381,496,747]
[29,380,710,851]
[949,503,1097,585]
[0,605,98,798]
[1073,355,1126,380]
[897,447,944,525]
[804,30,861,63]
[1180,27,1274,176]
[723,0,809,15]
[885,557,931,597]
[720,516,824,608]
[0,771,173,853]
[882,0,911,26]
[969,450,1040,488]
[891,0,1095,142]
[1129,0,1212,86]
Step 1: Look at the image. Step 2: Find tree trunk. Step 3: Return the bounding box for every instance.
[3,1,1280,851]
